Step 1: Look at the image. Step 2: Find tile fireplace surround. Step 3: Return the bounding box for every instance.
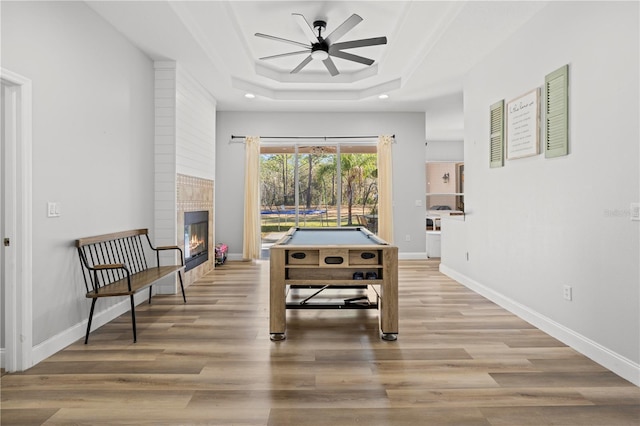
[177,174,214,286]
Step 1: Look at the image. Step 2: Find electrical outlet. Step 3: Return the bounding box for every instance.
[405,234,411,241]
[631,203,639,221]
[563,285,572,301]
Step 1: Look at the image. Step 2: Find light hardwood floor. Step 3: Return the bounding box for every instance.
[1,259,639,425]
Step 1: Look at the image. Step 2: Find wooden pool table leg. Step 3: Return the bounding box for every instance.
[270,249,287,341]
[380,247,399,340]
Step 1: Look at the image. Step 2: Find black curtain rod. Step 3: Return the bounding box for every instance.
[230,135,395,140]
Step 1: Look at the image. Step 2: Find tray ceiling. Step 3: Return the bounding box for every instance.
[87,1,548,112]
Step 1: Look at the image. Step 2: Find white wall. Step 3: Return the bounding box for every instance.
[154,61,178,264]
[424,91,464,148]
[176,67,216,180]
[2,1,155,353]
[442,1,639,385]
[425,140,464,162]
[216,111,427,258]
[424,91,464,164]
[1,85,5,350]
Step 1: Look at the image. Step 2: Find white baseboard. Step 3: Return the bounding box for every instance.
[31,292,149,367]
[399,252,428,260]
[440,263,640,387]
[228,253,244,261]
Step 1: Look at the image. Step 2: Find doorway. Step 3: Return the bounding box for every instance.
[1,69,33,372]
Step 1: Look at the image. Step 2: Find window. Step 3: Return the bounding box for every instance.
[260,144,378,246]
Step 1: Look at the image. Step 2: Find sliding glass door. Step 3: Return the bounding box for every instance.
[294,145,336,227]
[260,143,378,252]
[337,147,378,231]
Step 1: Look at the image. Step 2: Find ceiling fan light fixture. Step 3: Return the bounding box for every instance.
[311,47,329,61]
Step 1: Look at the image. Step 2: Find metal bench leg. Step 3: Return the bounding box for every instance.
[84,299,97,344]
[130,295,137,343]
[178,271,186,303]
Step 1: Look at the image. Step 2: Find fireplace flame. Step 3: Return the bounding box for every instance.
[189,234,205,252]
[184,212,209,267]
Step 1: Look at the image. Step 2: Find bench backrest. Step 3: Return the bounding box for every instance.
[76,229,154,294]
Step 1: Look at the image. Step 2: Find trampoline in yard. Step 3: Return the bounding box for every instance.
[261,208,327,229]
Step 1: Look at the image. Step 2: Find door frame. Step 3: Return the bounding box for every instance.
[1,68,33,372]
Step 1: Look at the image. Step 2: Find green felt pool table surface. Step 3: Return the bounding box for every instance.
[279,227,386,246]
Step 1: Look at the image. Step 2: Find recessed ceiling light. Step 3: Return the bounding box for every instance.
[378,94,389,100]
[245,93,256,99]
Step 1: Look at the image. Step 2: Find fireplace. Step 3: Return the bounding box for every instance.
[184,211,208,272]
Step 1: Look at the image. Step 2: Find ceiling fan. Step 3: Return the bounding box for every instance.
[255,13,387,76]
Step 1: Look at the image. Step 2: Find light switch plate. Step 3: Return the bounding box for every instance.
[47,202,61,218]
[631,203,640,221]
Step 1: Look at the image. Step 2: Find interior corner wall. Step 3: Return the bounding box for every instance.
[215,111,426,258]
[1,1,155,348]
[443,1,639,384]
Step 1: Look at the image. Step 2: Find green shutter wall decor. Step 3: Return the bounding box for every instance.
[490,99,505,168]
[544,64,569,158]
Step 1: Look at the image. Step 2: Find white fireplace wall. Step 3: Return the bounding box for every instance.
[154,61,217,294]
[176,66,216,180]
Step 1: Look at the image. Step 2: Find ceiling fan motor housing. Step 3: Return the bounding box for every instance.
[311,42,329,54]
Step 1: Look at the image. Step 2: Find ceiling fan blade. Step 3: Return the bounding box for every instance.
[292,13,318,43]
[324,14,363,45]
[291,55,313,74]
[255,33,309,49]
[329,50,374,66]
[330,37,388,51]
[259,50,310,60]
[323,56,339,76]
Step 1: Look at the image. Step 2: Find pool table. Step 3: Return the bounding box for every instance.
[269,226,398,341]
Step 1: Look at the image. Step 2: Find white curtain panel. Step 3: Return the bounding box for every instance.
[242,136,261,259]
[377,135,394,243]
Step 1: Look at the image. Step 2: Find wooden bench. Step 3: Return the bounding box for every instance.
[76,228,186,343]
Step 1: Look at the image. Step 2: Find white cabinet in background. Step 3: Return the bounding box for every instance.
[427,231,441,258]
